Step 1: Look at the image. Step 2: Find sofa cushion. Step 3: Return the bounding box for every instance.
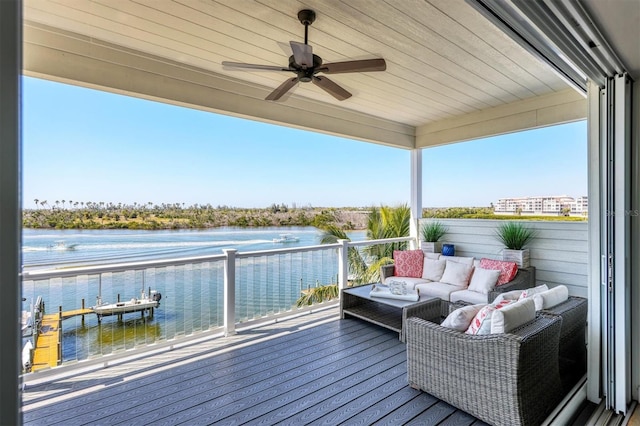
[491,298,536,334]
[415,282,465,300]
[466,299,512,335]
[381,276,429,289]
[441,255,474,265]
[493,289,526,304]
[479,258,518,285]
[468,267,501,294]
[518,284,550,301]
[424,252,442,260]
[440,260,474,287]
[450,289,489,304]
[533,285,569,310]
[441,303,485,331]
[422,258,446,281]
[393,250,424,278]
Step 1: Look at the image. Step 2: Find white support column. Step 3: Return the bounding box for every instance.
[337,239,349,291]
[612,73,631,413]
[0,1,22,423]
[410,149,423,249]
[631,79,640,403]
[223,249,237,337]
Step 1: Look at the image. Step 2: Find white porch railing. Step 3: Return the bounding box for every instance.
[21,236,414,368]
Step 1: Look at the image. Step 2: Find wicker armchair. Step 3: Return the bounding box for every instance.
[406,314,563,426]
[541,296,588,390]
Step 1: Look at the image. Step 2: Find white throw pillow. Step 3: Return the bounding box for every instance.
[492,289,525,304]
[440,260,474,287]
[441,255,474,265]
[491,298,536,334]
[533,285,569,310]
[468,267,501,294]
[441,304,486,331]
[518,284,550,300]
[422,258,446,281]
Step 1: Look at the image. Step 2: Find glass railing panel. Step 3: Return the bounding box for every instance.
[235,247,339,322]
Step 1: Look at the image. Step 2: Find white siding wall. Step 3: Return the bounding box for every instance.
[419,219,589,297]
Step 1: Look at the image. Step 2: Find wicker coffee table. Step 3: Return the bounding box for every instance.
[340,284,441,342]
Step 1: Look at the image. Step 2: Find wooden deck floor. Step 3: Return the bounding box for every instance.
[21,306,489,426]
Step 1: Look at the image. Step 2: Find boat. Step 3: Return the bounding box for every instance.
[22,340,33,372]
[48,241,78,251]
[273,234,299,243]
[92,290,162,318]
[21,296,42,337]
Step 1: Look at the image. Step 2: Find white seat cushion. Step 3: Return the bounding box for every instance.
[449,289,489,304]
[415,282,465,300]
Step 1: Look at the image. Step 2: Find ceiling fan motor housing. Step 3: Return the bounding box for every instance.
[288,54,323,82]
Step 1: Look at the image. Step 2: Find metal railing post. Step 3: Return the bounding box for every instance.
[223,248,237,336]
[337,239,349,291]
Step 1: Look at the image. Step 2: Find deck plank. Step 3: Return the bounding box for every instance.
[22,308,493,426]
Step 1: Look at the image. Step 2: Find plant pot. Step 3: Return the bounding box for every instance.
[441,244,455,256]
[420,241,442,254]
[502,248,530,268]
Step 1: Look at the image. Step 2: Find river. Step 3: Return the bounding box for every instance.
[21,227,366,363]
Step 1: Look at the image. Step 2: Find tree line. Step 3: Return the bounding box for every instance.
[23,201,369,230]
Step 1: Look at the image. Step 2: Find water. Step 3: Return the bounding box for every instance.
[22,227,351,269]
[21,227,365,363]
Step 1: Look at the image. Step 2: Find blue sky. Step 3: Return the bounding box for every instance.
[23,77,587,209]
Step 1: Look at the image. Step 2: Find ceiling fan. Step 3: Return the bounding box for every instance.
[222,9,386,101]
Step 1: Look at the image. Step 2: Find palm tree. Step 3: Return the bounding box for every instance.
[296,205,410,306]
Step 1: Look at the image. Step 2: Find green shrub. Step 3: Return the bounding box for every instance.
[495,222,538,250]
[420,221,448,242]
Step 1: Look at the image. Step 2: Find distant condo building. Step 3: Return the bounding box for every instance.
[495,195,588,216]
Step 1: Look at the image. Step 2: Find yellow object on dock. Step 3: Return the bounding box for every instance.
[31,314,60,371]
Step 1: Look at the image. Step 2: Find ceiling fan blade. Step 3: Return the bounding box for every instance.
[266,77,298,101]
[290,41,313,68]
[222,61,291,72]
[312,76,352,101]
[320,58,386,74]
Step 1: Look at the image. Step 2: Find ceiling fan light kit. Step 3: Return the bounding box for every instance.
[222,9,386,101]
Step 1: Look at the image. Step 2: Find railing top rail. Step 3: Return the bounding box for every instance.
[21,237,416,280]
[21,253,227,280]
[236,243,341,259]
[348,236,414,247]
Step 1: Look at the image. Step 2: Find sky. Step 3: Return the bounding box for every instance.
[23,76,587,209]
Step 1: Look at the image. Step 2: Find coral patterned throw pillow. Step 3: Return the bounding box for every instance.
[393,250,424,278]
[465,299,512,335]
[479,258,518,286]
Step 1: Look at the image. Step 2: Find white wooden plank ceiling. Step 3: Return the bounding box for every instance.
[23,0,578,146]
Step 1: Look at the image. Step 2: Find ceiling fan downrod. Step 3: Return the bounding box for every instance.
[297,9,316,45]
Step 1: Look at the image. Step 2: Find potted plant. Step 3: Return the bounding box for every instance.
[495,222,538,268]
[420,221,448,253]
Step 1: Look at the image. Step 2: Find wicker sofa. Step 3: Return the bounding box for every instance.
[380,259,535,305]
[406,313,563,426]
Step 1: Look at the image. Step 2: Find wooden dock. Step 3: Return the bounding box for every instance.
[30,308,93,372]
